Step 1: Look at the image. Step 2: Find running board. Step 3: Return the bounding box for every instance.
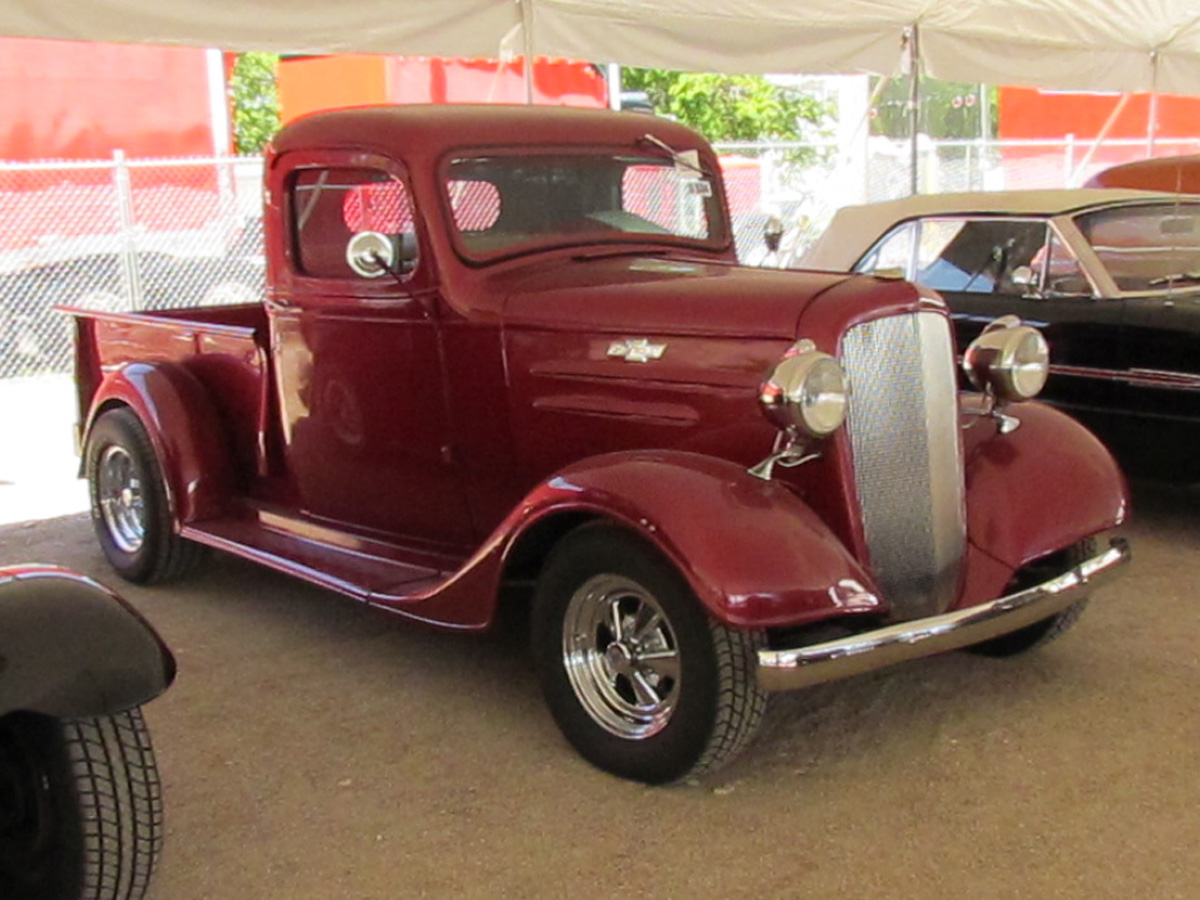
[182,516,450,604]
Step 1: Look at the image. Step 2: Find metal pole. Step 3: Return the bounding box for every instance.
[607,63,622,110]
[112,150,143,309]
[520,0,534,105]
[1148,50,1160,157]
[906,26,921,195]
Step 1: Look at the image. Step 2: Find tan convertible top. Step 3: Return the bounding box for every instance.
[800,188,1186,272]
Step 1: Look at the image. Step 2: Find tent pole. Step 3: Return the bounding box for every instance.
[906,25,920,195]
[1147,51,1160,157]
[520,0,535,105]
[1070,92,1130,185]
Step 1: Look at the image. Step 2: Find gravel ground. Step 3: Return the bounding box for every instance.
[1,478,1197,900]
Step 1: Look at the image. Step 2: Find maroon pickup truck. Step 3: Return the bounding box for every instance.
[68,104,1129,783]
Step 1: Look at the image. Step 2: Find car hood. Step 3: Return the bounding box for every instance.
[502,254,856,339]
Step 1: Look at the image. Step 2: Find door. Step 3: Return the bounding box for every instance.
[266,154,473,546]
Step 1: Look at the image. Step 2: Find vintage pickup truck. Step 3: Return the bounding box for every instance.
[68,104,1130,784]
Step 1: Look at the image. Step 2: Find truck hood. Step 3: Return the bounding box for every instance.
[501,254,856,339]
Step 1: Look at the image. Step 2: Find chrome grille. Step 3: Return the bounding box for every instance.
[840,312,965,620]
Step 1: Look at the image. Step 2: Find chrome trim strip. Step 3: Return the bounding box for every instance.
[1050,364,1200,391]
[756,539,1129,691]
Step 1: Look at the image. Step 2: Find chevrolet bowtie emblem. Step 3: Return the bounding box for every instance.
[607,338,667,363]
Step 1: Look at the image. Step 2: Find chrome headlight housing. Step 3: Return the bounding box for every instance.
[759,340,850,438]
[962,315,1049,403]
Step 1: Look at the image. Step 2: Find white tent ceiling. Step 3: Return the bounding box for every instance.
[1,0,1199,95]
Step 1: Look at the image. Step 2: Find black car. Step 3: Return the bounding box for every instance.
[794,188,1200,480]
[0,564,174,900]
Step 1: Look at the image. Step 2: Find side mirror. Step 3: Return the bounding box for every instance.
[1009,265,1036,289]
[346,231,419,280]
[346,231,396,279]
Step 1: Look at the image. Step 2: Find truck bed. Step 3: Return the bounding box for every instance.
[67,303,271,479]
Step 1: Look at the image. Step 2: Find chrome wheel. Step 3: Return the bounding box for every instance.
[562,573,682,740]
[96,445,146,554]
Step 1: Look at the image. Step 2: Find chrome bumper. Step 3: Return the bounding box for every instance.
[757,538,1130,691]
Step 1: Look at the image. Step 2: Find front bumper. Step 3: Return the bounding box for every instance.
[757,538,1129,691]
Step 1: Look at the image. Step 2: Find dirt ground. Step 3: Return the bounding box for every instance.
[1,480,1197,900]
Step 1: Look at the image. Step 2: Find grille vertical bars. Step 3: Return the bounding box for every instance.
[840,312,965,621]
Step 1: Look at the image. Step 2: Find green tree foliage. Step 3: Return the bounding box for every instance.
[621,69,830,143]
[231,53,281,154]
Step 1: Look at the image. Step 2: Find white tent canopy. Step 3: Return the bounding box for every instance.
[1,0,1199,95]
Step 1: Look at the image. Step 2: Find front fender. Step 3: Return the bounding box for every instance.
[85,361,234,523]
[515,451,883,629]
[964,401,1129,573]
[0,566,176,718]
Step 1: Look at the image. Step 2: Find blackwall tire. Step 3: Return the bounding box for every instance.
[85,407,206,584]
[967,539,1095,657]
[0,709,164,900]
[531,523,766,784]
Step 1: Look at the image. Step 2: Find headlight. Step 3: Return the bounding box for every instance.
[963,316,1049,402]
[759,341,850,438]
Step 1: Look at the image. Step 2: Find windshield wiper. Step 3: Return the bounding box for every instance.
[1148,271,1200,286]
[637,134,709,178]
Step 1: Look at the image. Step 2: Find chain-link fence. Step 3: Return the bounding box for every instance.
[0,154,265,379]
[716,135,1200,264]
[3,137,1199,380]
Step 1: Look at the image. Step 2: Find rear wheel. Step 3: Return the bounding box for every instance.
[0,709,164,900]
[532,524,766,784]
[85,407,205,584]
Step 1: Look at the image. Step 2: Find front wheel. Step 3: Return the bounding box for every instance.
[0,709,164,900]
[967,539,1094,657]
[531,524,766,784]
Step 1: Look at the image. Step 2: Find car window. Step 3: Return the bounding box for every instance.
[855,221,915,276]
[1075,203,1200,292]
[915,218,1049,294]
[443,153,724,261]
[291,168,418,279]
[1041,232,1089,294]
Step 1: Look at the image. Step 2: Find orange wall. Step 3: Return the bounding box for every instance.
[276,55,394,124]
[279,55,607,124]
[999,87,1200,143]
[0,37,214,160]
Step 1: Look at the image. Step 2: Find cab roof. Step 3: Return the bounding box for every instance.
[270,103,714,166]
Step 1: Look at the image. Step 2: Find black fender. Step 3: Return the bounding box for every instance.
[84,361,235,523]
[0,566,175,718]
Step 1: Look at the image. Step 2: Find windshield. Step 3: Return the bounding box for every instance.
[443,153,725,261]
[1074,203,1200,292]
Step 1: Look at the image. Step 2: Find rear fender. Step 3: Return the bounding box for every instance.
[85,361,234,523]
[510,450,883,629]
[0,566,175,718]
[963,401,1129,575]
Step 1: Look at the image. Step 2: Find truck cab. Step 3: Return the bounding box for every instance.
[70,105,1129,784]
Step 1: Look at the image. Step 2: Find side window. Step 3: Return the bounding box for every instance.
[856,222,916,277]
[291,168,417,279]
[1042,232,1089,294]
[917,219,1048,294]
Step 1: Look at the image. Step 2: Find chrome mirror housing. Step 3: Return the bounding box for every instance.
[346,231,396,279]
